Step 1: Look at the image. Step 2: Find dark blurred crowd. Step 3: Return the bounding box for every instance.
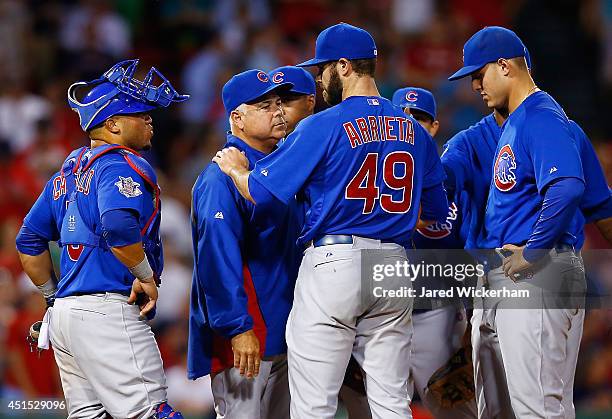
[0,0,611,417]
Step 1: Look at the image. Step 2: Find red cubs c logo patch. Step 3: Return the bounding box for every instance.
[405,91,418,102]
[494,144,517,191]
[257,71,269,83]
[271,72,284,84]
[67,244,84,262]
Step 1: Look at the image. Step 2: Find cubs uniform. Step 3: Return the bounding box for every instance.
[394,87,477,419]
[15,60,188,418]
[188,70,300,419]
[449,27,589,418]
[235,24,449,419]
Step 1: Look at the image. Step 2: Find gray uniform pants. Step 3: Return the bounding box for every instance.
[50,293,167,419]
[286,237,413,419]
[471,250,585,419]
[211,354,289,419]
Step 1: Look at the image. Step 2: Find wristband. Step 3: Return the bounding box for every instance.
[128,257,154,282]
[36,279,57,299]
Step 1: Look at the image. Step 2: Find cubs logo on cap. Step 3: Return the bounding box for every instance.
[268,66,316,96]
[494,144,517,191]
[256,71,269,83]
[392,87,437,120]
[405,91,418,102]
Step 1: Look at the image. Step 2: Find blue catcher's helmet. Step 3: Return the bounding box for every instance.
[68,59,189,131]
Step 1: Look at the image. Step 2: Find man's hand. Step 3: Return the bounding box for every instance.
[212,147,255,203]
[127,277,158,318]
[213,147,249,176]
[501,244,532,279]
[231,329,260,379]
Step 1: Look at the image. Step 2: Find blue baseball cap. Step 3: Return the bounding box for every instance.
[269,66,316,95]
[392,87,437,120]
[448,26,527,81]
[222,69,293,117]
[297,23,377,67]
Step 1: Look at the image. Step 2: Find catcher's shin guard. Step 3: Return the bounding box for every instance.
[154,402,183,419]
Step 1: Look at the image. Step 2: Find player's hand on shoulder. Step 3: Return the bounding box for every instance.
[213,147,249,176]
[128,277,158,318]
[231,329,261,379]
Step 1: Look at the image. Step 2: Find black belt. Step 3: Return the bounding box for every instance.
[487,244,575,271]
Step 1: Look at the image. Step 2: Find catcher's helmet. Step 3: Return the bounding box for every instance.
[68,59,189,131]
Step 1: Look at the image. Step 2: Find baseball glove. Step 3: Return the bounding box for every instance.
[426,343,476,408]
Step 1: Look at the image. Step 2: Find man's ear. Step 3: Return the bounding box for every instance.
[105,117,120,134]
[307,94,316,113]
[497,58,511,76]
[430,120,440,137]
[337,58,351,77]
[231,109,245,130]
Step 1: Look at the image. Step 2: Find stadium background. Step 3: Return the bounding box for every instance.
[0,0,610,417]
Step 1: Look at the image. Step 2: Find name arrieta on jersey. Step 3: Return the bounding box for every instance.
[494,144,517,191]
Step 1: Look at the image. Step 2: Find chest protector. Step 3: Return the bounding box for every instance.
[59,145,164,279]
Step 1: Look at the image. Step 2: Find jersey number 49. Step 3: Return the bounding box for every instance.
[345,151,414,214]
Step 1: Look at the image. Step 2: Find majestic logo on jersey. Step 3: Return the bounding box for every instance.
[67,244,84,262]
[494,145,517,191]
[214,211,224,219]
[271,72,284,84]
[405,91,418,102]
[114,176,142,198]
[417,202,458,239]
[256,71,269,83]
[260,169,268,177]
[549,166,557,174]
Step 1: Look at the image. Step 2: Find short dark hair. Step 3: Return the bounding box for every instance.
[510,56,528,71]
[409,109,434,124]
[350,58,376,77]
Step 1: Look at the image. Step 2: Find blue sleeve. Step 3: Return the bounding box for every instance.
[441,134,471,194]
[101,209,142,247]
[191,168,252,339]
[97,161,147,218]
[569,121,611,212]
[524,178,584,262]
[22,175,60,241]
[15,225,49,256]
[526,114,584,192]
[420,182,449,223]
[422,132,446,188]
[249,116,331,205]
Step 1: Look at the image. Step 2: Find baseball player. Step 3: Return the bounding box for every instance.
[187,69,300,419]
[269,64,374,419]
[444,47,612,418]
[392,87,478,419]
[448,26,588,418]
[268,66,316,136]
[213,23,449,419]
[15,59,188,418]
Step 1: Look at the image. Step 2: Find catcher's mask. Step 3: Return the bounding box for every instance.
[68,59,189,131]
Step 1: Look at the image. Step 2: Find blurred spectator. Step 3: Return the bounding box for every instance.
[0,79,51,153]
[59,0,131,59]
[181,31,224,125]
[391,0,435,34]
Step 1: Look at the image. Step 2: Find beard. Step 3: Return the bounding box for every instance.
[323,66,343,106]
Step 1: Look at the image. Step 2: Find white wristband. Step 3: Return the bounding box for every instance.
[128,257,154,282]
[36,279,57,299]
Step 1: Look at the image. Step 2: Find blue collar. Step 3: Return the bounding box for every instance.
[225,134,271,169]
